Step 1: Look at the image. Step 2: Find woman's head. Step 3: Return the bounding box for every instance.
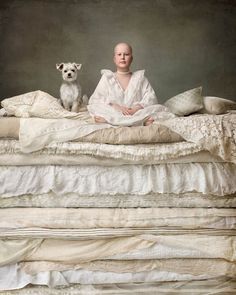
[113,43,133,72]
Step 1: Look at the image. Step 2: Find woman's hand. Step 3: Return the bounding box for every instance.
[109,103,131,115]
[126,104,143,115]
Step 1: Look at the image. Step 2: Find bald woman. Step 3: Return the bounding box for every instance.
[88,43,169,126]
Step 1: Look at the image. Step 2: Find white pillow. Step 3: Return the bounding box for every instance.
[200,96,236,115]
[164,87,203,116]
[1,90,64,118]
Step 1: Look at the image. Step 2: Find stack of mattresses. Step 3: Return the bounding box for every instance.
[0,114,236,294]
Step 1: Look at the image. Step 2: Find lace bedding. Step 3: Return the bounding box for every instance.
[0,139,226,166]
[1,92,236,293]
[0,192,235,208]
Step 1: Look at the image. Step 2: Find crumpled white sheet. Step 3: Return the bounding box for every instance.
[19,118,112,153]
[19,259,236,276]
[0,263,226,290]
[0,237,153,267]
[1,280,236,294]
[0,163,236,198]
[18,111,176,153]
[12,235,236,265]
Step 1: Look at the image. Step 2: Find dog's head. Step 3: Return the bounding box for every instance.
[56,62,82,82]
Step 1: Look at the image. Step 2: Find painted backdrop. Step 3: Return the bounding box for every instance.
[0,0,235,102]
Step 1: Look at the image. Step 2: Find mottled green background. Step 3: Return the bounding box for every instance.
[0,0,235,102]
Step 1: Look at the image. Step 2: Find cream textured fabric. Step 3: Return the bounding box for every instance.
[0,149,225,166]
[1,228,234,240]
[1,280,236,294]
[19,259,236,276]
[0,139,216,163]
[0,239,43,267]
[18,113,236,164]
[0,117,183,143]
[0,263,221,290]
[160,113,236,163]
[78,121,182,144]
[200,96,236,115]
[0,235,234,265]
[0,237,153,266]
[1,90,88,119]
[1,208,235,229]
[1,163,236,197]
[0,118,19,139]
[108,235,236,261]
[1,192,235,208]
[164,87,203,116]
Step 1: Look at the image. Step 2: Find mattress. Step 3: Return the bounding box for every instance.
[0,112,235,293]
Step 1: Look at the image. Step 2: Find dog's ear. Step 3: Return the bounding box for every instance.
[74,63,82,70]
[56,63,64,71]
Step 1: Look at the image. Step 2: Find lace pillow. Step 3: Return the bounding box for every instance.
[200,96,236,115]
[164,87,203,116]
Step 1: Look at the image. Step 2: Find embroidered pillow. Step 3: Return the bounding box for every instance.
[200,96,236,115]
[164,87,203,116]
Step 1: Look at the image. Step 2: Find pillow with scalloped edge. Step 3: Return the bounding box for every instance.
[164,87,203,116]
[199,96,236,115]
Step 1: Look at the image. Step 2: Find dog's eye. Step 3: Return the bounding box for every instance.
[71,69,75,72]
[64,70,67,73]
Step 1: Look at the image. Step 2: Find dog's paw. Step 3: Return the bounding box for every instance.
[82,94,89,105]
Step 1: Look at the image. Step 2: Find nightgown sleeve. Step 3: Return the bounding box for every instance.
[137,76,158,107]
[89,74,109,105]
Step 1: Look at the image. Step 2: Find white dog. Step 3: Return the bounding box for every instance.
[56,62,86,112]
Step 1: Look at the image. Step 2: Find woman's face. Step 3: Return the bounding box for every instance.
[113,44,133,71]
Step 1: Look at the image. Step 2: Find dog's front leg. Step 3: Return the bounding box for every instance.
[62,100,71,111]
[71,100,81,113]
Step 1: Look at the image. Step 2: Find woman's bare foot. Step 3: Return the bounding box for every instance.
[144,116,154,126]
[94,116,108,123]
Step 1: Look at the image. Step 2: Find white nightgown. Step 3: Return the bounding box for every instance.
[88,69,173,126]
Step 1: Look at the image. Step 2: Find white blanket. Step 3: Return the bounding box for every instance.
[1,163,236,197]
[0,263,225,290]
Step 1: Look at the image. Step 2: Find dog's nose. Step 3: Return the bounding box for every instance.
[68,73,71,77]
